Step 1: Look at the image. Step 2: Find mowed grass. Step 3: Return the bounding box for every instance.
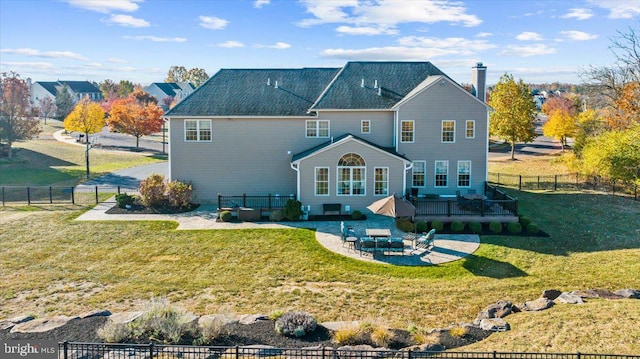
[489,155,571,175]
[1,189,639,353]
[0,120,164,186]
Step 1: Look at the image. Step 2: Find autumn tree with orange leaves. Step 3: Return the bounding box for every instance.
[107,91,163,148]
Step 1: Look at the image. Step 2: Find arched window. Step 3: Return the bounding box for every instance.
[337,153,366,196]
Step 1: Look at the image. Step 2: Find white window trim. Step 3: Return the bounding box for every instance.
[465,120,475,139]
[441,120,456,143]
[305,120,330,138]
[184,119,212,142]
[412,160,426,188]
[400,120,415,143]
[336,167,366,196]
[434,160,449,188]
[361,120,371,134]
[314,167,330,196]
[457,160,471,188]
[374,167,389,196]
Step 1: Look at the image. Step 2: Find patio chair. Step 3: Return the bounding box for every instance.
[340,221,358,250]
[388,238,405,255]
[415,228,436,250]
[359,237,376,256]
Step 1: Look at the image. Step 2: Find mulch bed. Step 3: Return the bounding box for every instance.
[106,203,199,215]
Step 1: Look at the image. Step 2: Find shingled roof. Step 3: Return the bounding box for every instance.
[152,82,182,97]
[37,82,60,96]
[61,81,100,93]
[291,133,409,163]
[310,61,447,110]
[166,68,340,117]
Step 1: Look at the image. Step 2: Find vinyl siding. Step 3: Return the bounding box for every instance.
[317,111,394,147]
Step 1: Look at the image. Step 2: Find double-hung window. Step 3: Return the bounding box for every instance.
[184,120,212,142]
[315,167,329,196]
[465,120,475,139]
[457,161,471,187]
[412,161,426,187]
[306,120,330,138]
[337,153,366,196]
[435,160,448,188]
[374,167,388,196]
[361,120,370,134]
[401,120,414,143]
[442,120,455,143]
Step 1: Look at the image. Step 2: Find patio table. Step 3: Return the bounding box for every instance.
[364,229,392,255]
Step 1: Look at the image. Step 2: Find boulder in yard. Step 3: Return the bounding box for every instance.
[479,318,510,332]
[555,292,584,304]
[475,300,513,323]
[517,297,554,312]
[614,288,640,299]
[10,315,79,333]
[541,289,562,300]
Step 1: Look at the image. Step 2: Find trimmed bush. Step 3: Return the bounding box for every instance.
[352,210,363,220]
[165,180,193,208]
[275,311,317,338]
[284,199,303,221]
[415,220,428,233]
[332,325,360,345]
[396,218,415,233]
[527,223,540,234]
[220,211,232,222]
[431,221,444,231]
[451,221,465,232]
[269,209,285,222]
[507,222,522,234]
[138,173,167,208]
[115,193,135,209]
[468,222,483,234]
[489,221,502,233]
[519,216,532,227]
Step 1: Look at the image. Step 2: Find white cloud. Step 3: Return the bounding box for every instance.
[268,42,291,49]
[516,32,543,41]
[560,30,598,41]
[476,32,492,38]
[336,25,398,36]
[65,0,142,13]
[561,8,593,20]
[589,0,640,19]
[218,41,245,48]
[123,35,187,42]
[499,44,557,57]
[397,36,497,53]
[0,48,86,60]
[320,46,458,60]
[103,14,150,27]
[254,0,270,8]
[297,0,481,32]
[199,16,229,30]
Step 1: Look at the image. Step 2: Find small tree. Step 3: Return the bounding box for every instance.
[55,84,75,119]
[489,73,537,160]
[542,108,577,151]
[0,71,41,159]
[38,96,56,124]
[118,80,135,98]
[107,94,163,148]
[63,97,105,177]
[284,198,303,221]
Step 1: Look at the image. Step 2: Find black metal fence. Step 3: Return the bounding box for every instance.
[218,193,297,211]
[1,185,138,206]
[57,342,640,359]
[411,184,518,218]
[488,172,638,200]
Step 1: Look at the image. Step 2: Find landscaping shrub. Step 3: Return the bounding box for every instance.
[507,222,522,234]
[165,180,193,208]
[448,326,469,338]
[268,310,286,321]
[284,199,303,221]
[468,222,483,234]
[115,193,135,209]
[370,325,395,347]
[128,297,197,344]
[489,221,502,233]
[332,324,360,345]
[97,321,132,343]
[519,216,532,228]
[138,173,167,208]
[220,211,232,222]
[431,221,444,231]
[269,209,285,222]
[352,210,363,220]
[275,311,317,338]
[451,221,465,232]
[396,218,415,232]
[415,220,428,233]
[527,223,540,234]
[195,314,231,345]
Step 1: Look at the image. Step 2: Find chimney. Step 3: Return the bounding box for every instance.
[471,62,487,103]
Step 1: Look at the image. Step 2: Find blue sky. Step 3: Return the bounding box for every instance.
[1,0,639,86]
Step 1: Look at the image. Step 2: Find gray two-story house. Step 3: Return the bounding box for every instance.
[165,61,490,215]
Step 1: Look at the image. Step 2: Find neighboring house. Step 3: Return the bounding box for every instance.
[29,80,102,106]
[144,82,195,110]
[165,61,490,215]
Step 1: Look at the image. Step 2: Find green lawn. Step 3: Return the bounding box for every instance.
[1,189,639,353]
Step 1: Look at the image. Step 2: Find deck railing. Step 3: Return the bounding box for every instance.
[217,193,296,211]
[411,183,518,218]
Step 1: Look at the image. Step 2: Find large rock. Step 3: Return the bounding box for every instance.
[79,309,112,319]
[570,289,600,298]
[475,300,513,323]
[570,289,622,299]
[555,292,584,304]
[238,314,269,324]
[591,288,623,299]
[541,289,562,300]
[0,315,35,331]
[400,344,445,354]
[107,311,142,324]
[517,298,554,312]
[479,318,510,332]
[10,315,79,333]
[614,288,640,299]
[335,345,387,358]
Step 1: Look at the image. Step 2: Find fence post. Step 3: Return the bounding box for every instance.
[235,345,239,359]
[63,341,68,359]
[322,346,325,359]
[577,352,581,359]
[95,186,98,204]
[49,186,53,204]
[71,187,75,205]
[2,187,4,206]
[447,200,451,217]
[554,175,558,191]
[493,350,497,359]
[518,175,522,190]
[118,186,121,195]
[497,173,500,185]
[27,187,31,205]
[149,343,154,359]
[537,175,540,189]
[242,193,247,207]
[268,193,272,210]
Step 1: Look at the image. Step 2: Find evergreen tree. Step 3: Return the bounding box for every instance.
[55,84,75,119]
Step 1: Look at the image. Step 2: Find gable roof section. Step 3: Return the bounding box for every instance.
[310,61,447,110]
[151,82,182,97]
[392,75,492,110]
[61,81,100,93]
[36,82,60,96]
[166,68,340,117]
[291,133,410,164]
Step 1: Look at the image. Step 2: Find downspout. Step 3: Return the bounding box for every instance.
[290,162,300,201]
[485,111,490,189]
[164,116,171,181]
[393,109,399,151]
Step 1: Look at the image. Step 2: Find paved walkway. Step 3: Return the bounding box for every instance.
[77,201,480,266]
